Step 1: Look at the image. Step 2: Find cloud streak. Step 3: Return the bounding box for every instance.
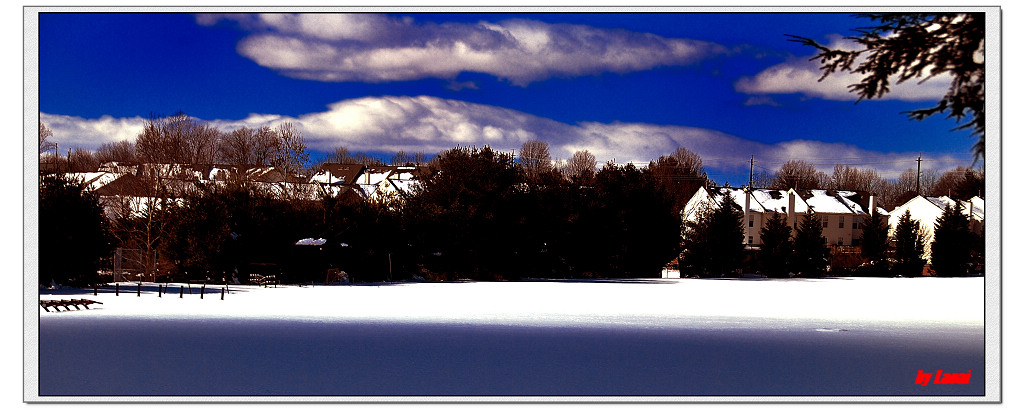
[196,13,727,85]
[41,96,965,180]
[735,35,951,102]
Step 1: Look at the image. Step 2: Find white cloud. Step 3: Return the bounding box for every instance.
[39,113,147,150]
[735,36,951,102]
[41,96,965,179]
[198,13,726,85]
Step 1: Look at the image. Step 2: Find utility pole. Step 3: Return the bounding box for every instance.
[916,154,923,195]
[749,155,754,189]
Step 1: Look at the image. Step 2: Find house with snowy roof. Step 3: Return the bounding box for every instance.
[683,186,887,248]
[886,195,984,262]
[351,165,425,201]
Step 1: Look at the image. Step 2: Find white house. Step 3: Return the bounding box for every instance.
[683,186,886,247]
[886,195,984,262]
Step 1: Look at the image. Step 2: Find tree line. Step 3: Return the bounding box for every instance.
[38,114,983,286]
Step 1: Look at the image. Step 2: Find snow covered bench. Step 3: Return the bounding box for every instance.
[39,299,102,312]
[248,274,277,287]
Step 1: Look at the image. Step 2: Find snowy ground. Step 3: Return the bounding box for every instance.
[34,277,986,399]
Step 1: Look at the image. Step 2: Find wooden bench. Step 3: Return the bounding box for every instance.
[39,299,103,312]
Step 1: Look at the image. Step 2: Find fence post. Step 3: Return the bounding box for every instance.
[221,287,224,300]
[179,285,183,298]
[137,282,141,297]
[93,285,97,296]
[200,285,205,299]
[115,283,119,296]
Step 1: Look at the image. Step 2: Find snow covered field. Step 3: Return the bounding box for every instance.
[34,277,986,399]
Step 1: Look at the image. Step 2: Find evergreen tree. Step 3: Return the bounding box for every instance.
[406,146,523,280]
[791,212,829,278]
[859,209,891,275]
[930,202,972,277]
[680,192,744,277]
[39,175,113,287]
[758,212,793,278]
[892,210,926,277]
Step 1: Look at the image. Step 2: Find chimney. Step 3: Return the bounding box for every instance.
[788,190,796,229]
[868,194,876,216]
[744,190,751,244]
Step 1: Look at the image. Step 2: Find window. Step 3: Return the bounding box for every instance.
[748,236,753,244]
[852,217,860,229]
[822,216,829,227]
[838,217,845,229]
[838,237,844,246]
[749,220,754,227]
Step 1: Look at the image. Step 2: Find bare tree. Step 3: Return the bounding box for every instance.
[671,147,706,177]
[269,122,310,198]
[392,150,428,166]
[829,164,884,192]
[563,150,597,183]
[326,146,359,164]
[39,120,55,153]
[106,184,170,282]
[177,116,220,166]
[650,147,709,212]
[750,171,773,188]
[135,113,220,166]
[218,126,278,168]
[519,140,552,182]
[930,166,984,199]
[96,140,137,164]
[771,160,827,190]
[68,148,100,172]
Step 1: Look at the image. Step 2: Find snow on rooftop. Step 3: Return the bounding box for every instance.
[803,190,854,214]
[310,170,348,185]
[390,179,418,194]
[64,172,121,192]
[749,189,808,214]
[295,238,326,246]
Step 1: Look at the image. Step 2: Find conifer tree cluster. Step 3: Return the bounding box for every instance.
[930,202,973,277]
[679,193,745,277]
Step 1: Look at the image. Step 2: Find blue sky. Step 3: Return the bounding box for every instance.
[36,11,983,184]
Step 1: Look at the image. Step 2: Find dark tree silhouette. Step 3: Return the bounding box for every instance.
[892,210,926,277]
[859,209,890,271]
[791,212,829,278]
[680,192,745,277]
[930,201,972,277]
[649,147,709,217]
[758,213,793,278]
[39,175,113,287]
